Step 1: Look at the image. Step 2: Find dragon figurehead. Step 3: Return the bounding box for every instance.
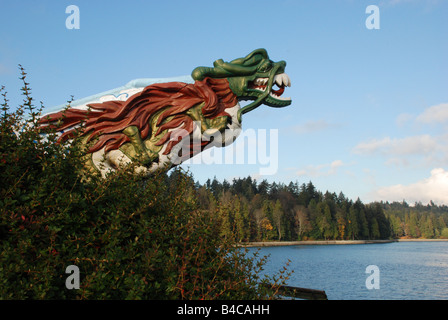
[192,48,291,122]
[38,48,292,177]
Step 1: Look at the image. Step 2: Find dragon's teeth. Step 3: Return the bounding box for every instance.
[269,92,291,101]
[274,73,292,87]
[274,74,283,87]
[254,78,269,86]
[284,74,291,87]
[254,74,291,90]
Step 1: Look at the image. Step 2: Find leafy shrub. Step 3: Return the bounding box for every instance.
[0,67,290,299]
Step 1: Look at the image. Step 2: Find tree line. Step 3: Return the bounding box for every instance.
[186,175,448,242]
[384,201,448,239]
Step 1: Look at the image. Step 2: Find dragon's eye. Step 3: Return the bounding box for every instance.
[258,60,273,73]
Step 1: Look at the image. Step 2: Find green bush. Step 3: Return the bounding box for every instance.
[0,67,290,299]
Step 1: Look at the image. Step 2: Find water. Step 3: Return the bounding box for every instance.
[246,241,448,300]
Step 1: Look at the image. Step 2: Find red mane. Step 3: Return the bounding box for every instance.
[39,77,238,156]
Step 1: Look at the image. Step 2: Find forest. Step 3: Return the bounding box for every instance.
[187,174,448,242]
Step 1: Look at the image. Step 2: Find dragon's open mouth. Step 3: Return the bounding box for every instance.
[248,73,291,103]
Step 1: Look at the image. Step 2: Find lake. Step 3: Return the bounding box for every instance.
[246,241,448,300]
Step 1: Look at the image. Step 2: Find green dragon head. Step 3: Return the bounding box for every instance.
[191,48,292,122]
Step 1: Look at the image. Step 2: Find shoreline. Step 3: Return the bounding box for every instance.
[239,239,448,247]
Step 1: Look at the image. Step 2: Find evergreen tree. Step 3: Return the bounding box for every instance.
[370,217,380,239]
[262,200,277,240]
[272,200,284,241]
[335,209,346,240]
[347,206,359,240]
[354,199,369,239]
[257,179,270,196]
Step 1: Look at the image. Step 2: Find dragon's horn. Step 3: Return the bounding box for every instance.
[191,66,216,81]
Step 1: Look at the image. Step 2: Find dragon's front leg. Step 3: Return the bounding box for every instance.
[186,105,229,134]
[121,126,157,166]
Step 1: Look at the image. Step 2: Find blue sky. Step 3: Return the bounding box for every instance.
[1,0,447,204]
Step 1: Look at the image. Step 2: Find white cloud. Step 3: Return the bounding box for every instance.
[370,168,448,205]
[353,133,448,168]
[352,135,438,156]
[296,160,345,177]
[354,102,448,167]
[416,103,448,124]
[396,103,448,126]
